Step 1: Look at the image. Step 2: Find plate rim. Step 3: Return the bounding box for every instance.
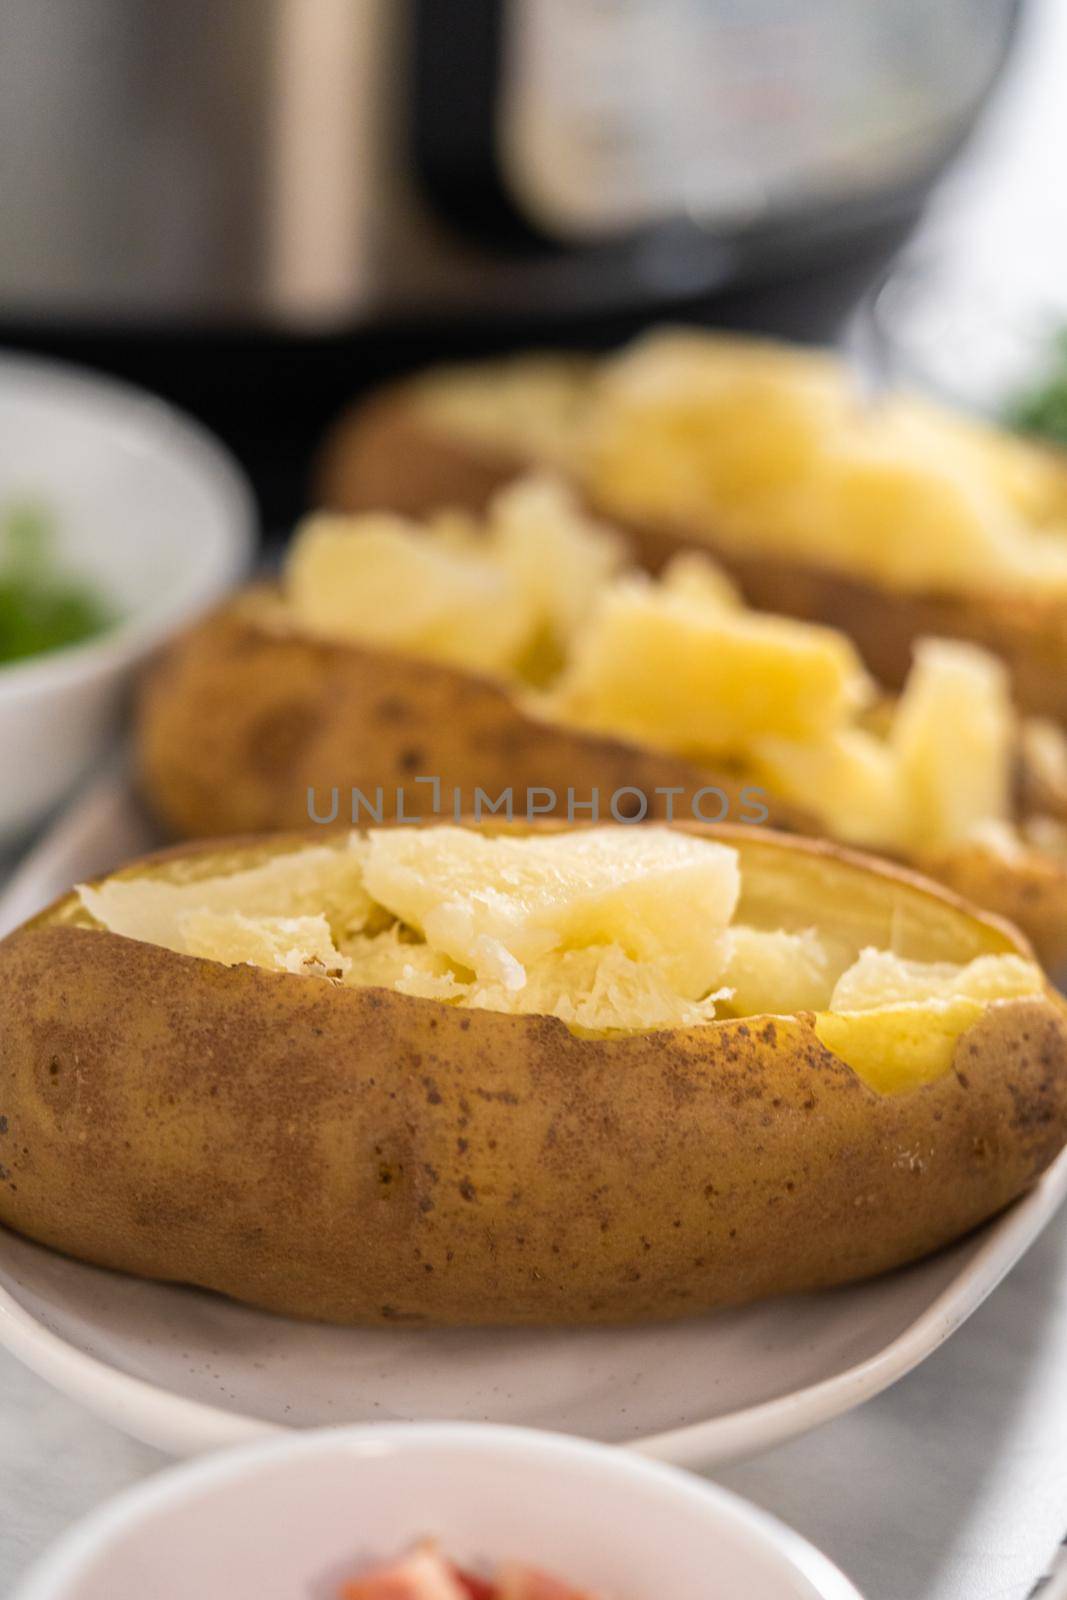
[0,1145,1064,1464]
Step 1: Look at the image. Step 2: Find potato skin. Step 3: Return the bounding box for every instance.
[135,600,1067,975]
[317,386,521,526]
[1,907,1066,1325]
[317,386,1067,720]
[316,387,533,524]
[136,600,791,838]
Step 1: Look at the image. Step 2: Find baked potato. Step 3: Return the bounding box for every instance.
[136,479,1067,972]
[1,820,1064,1326]
[316,331,1067,722]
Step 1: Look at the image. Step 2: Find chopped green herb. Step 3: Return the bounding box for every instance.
[0,503,113,666]
[1006,329,1067,448]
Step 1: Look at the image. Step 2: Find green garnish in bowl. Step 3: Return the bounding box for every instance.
[1006,328,1067,448]
[0,502,113,666]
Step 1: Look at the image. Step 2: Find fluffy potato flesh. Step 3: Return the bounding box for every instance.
[272,473,1047,863]
[73,825,1042,1094]
[889,640,1013,852]
[79,840,372,950]
[283,475,623,682]
[361,825,740,997]
[751,727,910,849]
[544,569,1033,860]
[416,352,594,466]
[749,639,1018,855]
[550,577,870,756]
[417,330,1067,594]
[287,513,533,674]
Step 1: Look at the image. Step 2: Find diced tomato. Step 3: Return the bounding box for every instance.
[496,1564,597,1600]
[341,1547,468,1600]
[341,1548,594,1600]
[449,1566,498,1600]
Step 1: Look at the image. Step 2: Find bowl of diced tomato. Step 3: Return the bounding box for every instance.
[11,1423,862,1600]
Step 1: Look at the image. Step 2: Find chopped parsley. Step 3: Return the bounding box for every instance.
[0,503,112,665]
[1006,329,1067,447]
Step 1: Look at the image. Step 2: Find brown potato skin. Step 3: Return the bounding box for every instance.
[316,387,534,524]
[317,386,1067,720]
[135,600,1067,974]
[136,600,797,838]
[1,881,1066,1325]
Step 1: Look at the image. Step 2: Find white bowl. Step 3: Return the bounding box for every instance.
[10,1423,864,1600]
[0,351,255,843]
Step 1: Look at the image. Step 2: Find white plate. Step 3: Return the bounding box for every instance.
[1,774,1065,1467]
[9,1423,864,1600]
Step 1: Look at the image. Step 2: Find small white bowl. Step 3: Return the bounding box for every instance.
[0,351,255,843]
[11,1422,863,1600]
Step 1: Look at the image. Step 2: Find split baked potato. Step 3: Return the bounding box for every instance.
[1,821,1064,1326]
[136,479,1067,972]
[316,330,1067,722]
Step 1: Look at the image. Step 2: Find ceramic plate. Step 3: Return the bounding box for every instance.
[1,773,1065,1466]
